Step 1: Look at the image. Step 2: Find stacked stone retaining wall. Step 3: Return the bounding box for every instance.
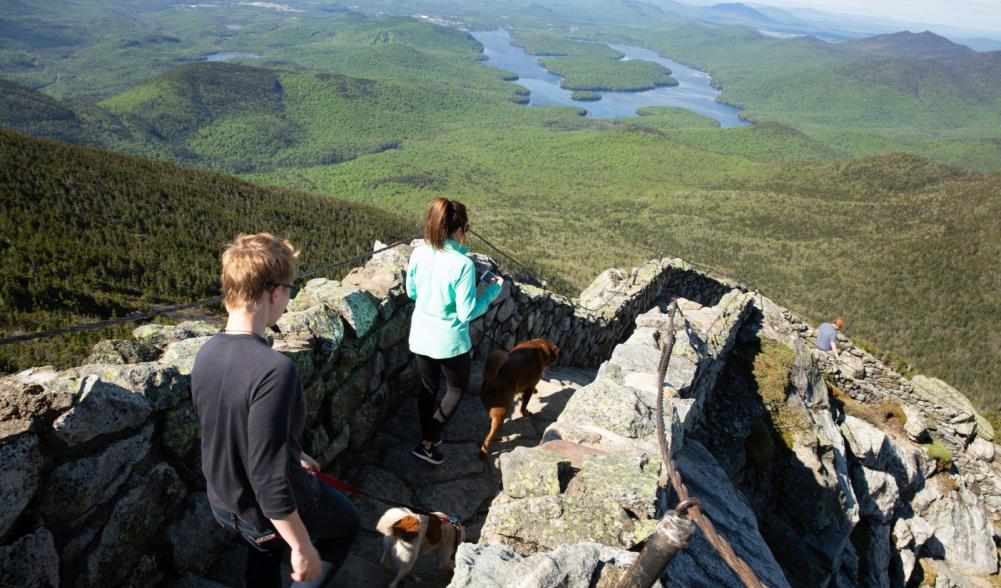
[0,243,691,586]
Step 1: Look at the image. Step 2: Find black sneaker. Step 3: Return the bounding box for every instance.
[433,438,444,448]
[412,443,444,465]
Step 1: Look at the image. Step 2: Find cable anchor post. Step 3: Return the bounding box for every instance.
[616,506,697,588]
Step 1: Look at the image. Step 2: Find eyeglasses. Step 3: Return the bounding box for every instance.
[269,282,298,297]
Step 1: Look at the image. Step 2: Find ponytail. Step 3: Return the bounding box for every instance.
[423,197,469,250]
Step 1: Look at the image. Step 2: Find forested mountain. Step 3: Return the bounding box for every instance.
[843,30,977,59]
[0,129,415,372]
[1,0,1000,412]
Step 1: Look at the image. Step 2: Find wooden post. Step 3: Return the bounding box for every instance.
[617,507,696,588]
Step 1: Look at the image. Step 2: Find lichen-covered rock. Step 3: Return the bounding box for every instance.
[328,365,371,437]
[287,278,379,338]
[86,339,160,365]
[499,446,568,498]
[84,462,186,586]
[132,321,219,349]
[70,363,187,411]
[0,433,40,538]
[902,403,930,442]
[160,336,212,375]
[51,374,152,446]
[275,305,345,357]
[483,453,661,553]
[162,403,200,459]
[448,541,645,588]
[0,527,59,587]
[40,424,153,527]
[165,492,233,574]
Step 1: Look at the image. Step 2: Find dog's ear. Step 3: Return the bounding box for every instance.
[392,515,423,542]
[426,517,443,545]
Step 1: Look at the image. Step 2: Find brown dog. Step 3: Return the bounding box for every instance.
[479,338,559,458]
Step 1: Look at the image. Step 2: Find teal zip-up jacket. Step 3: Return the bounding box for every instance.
[407,239,502,359]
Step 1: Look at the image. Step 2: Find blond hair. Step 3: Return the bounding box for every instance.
[220,233,299,309]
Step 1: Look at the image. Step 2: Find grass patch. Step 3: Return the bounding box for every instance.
[825,374,908,436]
[924,437,955,471]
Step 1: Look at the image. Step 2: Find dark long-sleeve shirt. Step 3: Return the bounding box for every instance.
[191,333,319,528]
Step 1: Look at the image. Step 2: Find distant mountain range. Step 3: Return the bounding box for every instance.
[669,1,1001,50]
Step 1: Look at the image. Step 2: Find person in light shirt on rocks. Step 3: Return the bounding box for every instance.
[407,198,503,465]
[815,318,844,360]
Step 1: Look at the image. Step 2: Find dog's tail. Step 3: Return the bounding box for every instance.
[376,507,413,536]
[483,349,507,384]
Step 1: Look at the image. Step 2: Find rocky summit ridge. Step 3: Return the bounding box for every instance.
[1,243,998,588]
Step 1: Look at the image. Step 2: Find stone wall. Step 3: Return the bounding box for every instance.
[455,261,1001,588]
[0,242,690,587]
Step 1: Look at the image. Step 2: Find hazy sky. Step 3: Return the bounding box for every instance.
[693,0,1001,33]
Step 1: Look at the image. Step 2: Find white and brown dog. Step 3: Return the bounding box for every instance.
[376,507,465,587]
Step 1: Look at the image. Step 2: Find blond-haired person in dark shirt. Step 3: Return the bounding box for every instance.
[192,233,358,588]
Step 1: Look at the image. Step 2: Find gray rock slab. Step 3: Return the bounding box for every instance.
[416,474,500,522]
[448,541,646,588]
[70,362,187,411]
[671,439,791,588]
[51,374,152,446]
[380,442,486,487]
[0,527,59,587]
[40,424,154,527]
[0,433,40,538]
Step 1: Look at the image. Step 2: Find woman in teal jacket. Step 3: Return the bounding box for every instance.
[407,197,502,465]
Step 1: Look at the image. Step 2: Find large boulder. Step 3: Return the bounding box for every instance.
[0,527,59,587]
[287,278,379,338]
[275,304,346,357]
[0,433,41,539]
[40,424,154,527]
[160,336,212,375]
[70,363,187,411]
[482,452,661,553]
[86,339,160,365]
[909,484,998,575]
[668,440,791,588]
[0,368,73,439]
[448,541,644,588]
[51,374,152,446]
[132,321,218,349]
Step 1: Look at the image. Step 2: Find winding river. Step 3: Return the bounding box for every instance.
[471,30,748,128]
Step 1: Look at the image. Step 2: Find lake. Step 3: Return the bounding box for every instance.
[204,51,261,62]
[471,30,749,128]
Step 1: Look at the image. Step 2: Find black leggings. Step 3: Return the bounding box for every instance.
[415,351,471,443]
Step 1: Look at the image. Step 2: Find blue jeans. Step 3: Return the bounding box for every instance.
[211,483,360,588]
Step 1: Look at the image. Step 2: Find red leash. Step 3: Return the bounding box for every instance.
[311,471,463,529]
